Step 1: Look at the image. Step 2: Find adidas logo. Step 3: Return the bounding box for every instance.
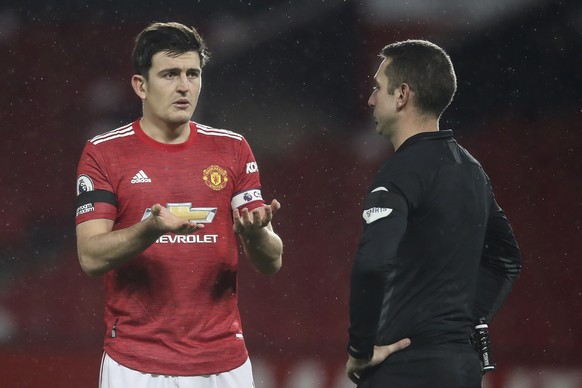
[131,170,152,184]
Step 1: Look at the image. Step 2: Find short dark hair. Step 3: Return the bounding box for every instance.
[132,22,209,78]
[380,39,457,118]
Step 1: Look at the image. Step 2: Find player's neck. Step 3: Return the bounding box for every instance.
[140,118,190,144]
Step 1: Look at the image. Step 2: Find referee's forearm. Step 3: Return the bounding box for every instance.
[348,271,385,359]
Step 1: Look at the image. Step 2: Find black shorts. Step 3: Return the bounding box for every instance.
[358,343,482,388]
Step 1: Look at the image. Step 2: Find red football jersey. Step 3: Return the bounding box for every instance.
[75,120,266,375]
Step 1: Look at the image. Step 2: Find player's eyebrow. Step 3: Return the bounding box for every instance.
[159,67,201,75]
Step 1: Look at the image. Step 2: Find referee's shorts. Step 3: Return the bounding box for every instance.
[358,343,482,388]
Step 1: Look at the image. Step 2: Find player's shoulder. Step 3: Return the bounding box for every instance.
[194,122,245,142]
[86,122,136,147]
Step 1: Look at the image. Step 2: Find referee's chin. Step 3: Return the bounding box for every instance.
[374,123,389,138]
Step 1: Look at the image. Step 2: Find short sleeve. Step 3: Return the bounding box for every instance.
[75,142,117,224]
[230,137,265,211]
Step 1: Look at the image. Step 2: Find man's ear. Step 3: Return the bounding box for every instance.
[396,83,411,110]
[131,74,147,99]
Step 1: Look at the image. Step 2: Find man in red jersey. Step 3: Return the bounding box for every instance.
[75,22,283,388]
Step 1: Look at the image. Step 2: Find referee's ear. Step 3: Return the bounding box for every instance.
[396,83,412,110]
[131,74,147,100]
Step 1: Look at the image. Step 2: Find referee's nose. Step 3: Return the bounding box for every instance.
[368,89,377,108]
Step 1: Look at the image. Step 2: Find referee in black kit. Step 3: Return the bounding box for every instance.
[346,40,522,387]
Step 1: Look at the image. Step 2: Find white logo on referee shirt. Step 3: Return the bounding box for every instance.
[131,170,152,184]
[363,207,393,224]
[363,186,392,224]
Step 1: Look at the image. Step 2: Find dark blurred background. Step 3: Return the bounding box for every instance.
[1,0,581,387]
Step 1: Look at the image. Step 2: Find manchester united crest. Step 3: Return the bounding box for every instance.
[203,165,229,191]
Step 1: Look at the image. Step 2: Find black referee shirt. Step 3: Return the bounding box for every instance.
[348,130,521,359]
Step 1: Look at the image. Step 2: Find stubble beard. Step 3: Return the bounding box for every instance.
[168,108,194,126]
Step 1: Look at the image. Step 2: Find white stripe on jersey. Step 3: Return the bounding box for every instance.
[93,131,135,145]
[196,124,243,141]
[90,124,135,145]
[231,189,263,210]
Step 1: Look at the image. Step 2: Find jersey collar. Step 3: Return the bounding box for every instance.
[397,130,454,152]
[133,120,198,152]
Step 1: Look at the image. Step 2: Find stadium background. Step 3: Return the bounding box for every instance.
[1,0,581,387]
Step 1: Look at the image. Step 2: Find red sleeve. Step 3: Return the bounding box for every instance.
[230,137,265,211]
[75,141,117,224]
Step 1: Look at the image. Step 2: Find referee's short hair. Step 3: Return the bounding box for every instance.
[380,40,457,118]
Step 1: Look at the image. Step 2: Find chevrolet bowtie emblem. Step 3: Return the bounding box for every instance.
[141,204,217,223]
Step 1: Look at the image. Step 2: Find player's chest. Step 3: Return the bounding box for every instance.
[109,152,237,203]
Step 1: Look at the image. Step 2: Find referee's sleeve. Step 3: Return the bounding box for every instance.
[348,187,408,359]
[472,199,521,323]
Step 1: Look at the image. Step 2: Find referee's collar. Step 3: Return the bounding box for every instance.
[397,129,453,152]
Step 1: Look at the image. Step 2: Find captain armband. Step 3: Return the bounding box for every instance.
[75,189,117,217]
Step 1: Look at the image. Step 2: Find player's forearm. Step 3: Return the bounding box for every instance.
[78,218,163,277]
[241,226,283,275]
